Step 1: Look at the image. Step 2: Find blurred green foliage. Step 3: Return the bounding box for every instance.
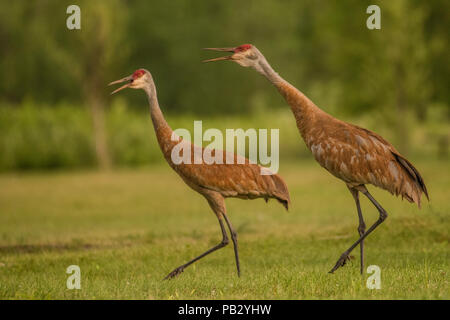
[0,102,447,171]
[0,0,448,170]
[1,0,448,114]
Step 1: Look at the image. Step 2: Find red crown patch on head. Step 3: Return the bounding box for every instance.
[234,44,252,53]
[133,69,146,79]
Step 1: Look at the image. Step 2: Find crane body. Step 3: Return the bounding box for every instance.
[204,44,429,274]
[109,69,290,279]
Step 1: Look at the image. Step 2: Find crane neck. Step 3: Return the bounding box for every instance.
[143,78,177,161]
[143,78,171,134]
[256,56,282,85]
[256,56,323,136]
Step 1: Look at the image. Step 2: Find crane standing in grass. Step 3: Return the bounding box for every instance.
[109,69,290,279]
[204,44,429,274]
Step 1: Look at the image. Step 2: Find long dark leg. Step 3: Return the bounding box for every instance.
[329,187,387,274]
[348,187,366,274]
[163,215,229,280]
[223,213,240,277]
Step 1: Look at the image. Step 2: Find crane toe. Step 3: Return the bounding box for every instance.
[328,253,352,274]
[163,266,185,280]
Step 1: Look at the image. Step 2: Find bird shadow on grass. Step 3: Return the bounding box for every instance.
[0,242,100,255]
[0,234,146,255]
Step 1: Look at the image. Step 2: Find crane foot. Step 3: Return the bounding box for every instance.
[163,266,185,280]
[328,253,351,274]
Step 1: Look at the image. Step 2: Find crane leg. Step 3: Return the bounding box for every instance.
[223,213,240,277]
[163,215,229,280]
[348,187,366,275]
[329,186,387,274]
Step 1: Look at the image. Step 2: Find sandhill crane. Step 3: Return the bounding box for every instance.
[204,44,429,274]
[109,69,290,279]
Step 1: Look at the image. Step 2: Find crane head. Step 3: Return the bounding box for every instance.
[203,44,261,68]
[109,69,150,94]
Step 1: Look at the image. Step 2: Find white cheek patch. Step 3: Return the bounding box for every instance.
[237,59,254,68]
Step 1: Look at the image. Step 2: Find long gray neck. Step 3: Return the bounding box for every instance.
[256,56,284,85]
[142,75,180,165]
[254,54,323,136]
[143,77,170,133]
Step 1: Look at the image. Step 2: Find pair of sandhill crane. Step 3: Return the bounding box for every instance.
[109,44,428,280]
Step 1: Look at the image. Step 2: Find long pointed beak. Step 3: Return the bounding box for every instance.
[202,47,235,63]
[108,75,133,95]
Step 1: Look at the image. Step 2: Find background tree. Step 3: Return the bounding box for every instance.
[0,0,447,170]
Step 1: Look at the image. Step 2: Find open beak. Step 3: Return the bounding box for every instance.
[202,47,235,63]
[108,75,133,95]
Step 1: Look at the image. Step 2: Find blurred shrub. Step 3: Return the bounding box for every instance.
[107,100,160,166]
[0,102,306,171]
[0,103,95,171]
[0,103,447,171]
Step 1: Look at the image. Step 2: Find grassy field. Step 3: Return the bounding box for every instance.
[0,159,448,299]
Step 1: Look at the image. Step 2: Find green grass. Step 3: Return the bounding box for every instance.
[0,159,448,299]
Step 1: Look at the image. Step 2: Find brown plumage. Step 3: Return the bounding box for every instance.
[204,44,429,274]
[160,138,290,209]
[109,68,290,279]
[278,82,428,208]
